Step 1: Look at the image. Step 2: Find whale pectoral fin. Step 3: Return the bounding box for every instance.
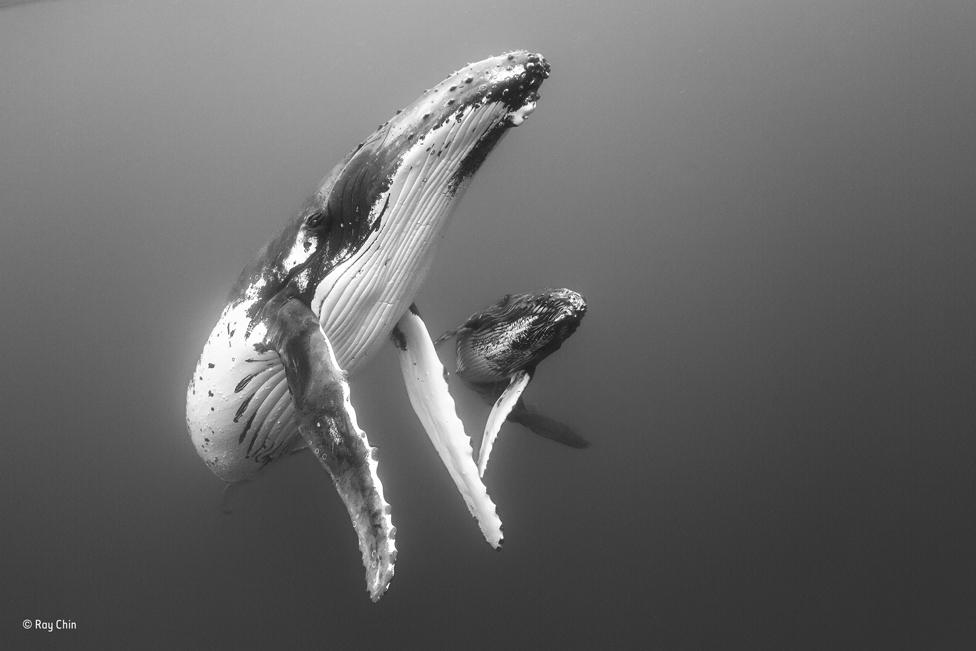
[266,297,396,601]
[508,399,591,449]
[478,370,532,477]
[392,306,503,548]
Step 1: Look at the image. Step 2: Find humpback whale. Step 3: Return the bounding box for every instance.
[186,52,549,600]
[436,288,588,476]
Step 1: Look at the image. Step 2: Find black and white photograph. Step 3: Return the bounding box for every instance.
[2,1,974,648]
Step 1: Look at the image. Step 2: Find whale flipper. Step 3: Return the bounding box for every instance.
[265,297,396,601]
[392,306,503,548]
[508,399,591,449]
[477,370,532,477]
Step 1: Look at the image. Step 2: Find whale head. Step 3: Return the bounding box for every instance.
[455,288,587,383]
[228,51,551,371]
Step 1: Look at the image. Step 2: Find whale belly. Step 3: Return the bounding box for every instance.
[186,301,299,482]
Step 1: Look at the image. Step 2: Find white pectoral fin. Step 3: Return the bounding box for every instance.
[392,307,504,548]
[478,370,532,478]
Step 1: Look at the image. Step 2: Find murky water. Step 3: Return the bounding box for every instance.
[2,1,975,648]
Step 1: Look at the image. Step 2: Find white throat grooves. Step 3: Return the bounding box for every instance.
[311,101,509,374]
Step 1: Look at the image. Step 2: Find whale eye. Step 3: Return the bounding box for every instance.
[305,210,326,229]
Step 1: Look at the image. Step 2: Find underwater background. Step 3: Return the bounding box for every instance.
[2,1,975,648]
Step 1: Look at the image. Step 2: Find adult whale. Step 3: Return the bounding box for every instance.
[186,51,549,600]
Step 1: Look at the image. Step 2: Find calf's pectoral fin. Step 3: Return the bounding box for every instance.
[508,399,591,449]
[265,296,396,601]
[392,306,504,548]
[478,370,532,477]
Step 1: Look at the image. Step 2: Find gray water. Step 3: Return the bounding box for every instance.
[2,1,975,649]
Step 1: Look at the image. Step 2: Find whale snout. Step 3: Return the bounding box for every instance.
[545,288,587,326]
[501,50,550,95]
[519,51,551,93]
[392,51,549,133]
[363,50,550,176]
[462,50,549,118]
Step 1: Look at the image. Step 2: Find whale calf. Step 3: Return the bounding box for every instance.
[436,288,588,475]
